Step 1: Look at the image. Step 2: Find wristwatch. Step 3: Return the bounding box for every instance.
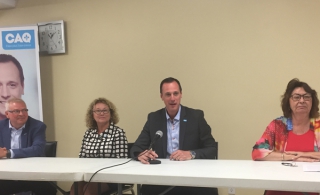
[190,151,196,159]
[6,150,11,158]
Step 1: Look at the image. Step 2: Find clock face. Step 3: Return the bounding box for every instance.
[38,21,65,54]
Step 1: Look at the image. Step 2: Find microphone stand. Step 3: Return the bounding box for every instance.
[148,145,161,164]
[149,150,161,164]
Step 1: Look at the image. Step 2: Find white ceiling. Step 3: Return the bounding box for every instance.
[0,0,17,10]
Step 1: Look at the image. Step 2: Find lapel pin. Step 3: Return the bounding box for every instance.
[183,119,187,122]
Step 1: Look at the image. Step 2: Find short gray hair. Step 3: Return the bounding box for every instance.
[5,98,26,111]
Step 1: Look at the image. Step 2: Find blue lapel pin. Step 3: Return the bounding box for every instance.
[183,119,187,122]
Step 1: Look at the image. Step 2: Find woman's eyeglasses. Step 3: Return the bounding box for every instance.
[281,162,297,167]
[93,109,110,115]
[291,94,312,101]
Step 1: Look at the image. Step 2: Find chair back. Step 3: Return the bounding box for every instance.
[45,141,57,157]
[213,141,218,159]
[127,142,134,158]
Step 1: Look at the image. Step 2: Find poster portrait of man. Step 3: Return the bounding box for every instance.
[0,54,25,120]
[0,25,43,121]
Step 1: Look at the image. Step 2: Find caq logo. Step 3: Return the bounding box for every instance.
[2,30,35,50]
[6,32,32,43]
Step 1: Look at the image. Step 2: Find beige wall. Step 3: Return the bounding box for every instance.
[1,0,320,194]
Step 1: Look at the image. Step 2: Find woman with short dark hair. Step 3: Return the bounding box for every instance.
[252,78,320,195]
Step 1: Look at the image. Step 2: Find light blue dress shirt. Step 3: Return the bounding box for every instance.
[166,105,181,158]
[9,121,25,158]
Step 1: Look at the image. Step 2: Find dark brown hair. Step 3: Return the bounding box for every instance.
[281,78,319,118]
[160,77,182,93]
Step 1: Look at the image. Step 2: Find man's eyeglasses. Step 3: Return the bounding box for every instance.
[93,109,110,115]
[291,94,312,101]
[7,109,29,114]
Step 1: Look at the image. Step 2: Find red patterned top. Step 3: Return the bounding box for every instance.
[252,117,320,160]
[253,117,320,195]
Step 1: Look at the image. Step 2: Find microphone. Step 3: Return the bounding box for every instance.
[148,130,163,165]
[148,130,163,150]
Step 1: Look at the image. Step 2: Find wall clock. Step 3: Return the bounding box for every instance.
[38,20,66,54]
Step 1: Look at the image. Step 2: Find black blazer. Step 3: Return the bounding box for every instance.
[131,105,216,159]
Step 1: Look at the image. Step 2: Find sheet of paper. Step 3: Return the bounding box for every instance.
[303,164,320,172]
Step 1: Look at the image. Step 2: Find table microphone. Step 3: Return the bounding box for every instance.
[148,130,163,150]
[149,130,163,164]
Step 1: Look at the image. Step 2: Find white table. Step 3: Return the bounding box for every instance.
[1,158,320,194]
[0,157,128,195]
[84,159,320,193]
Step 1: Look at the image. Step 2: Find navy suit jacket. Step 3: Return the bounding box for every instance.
[0,116,46,158]
[130,105,216,159]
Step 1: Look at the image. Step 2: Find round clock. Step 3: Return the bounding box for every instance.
[38,20,66,54]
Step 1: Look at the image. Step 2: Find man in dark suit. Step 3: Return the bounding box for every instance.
[130,77,218,195]
[0,98,56,195]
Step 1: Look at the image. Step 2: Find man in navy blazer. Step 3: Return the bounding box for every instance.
[0,98,56,195]
[0,111,46,159]
[130,77,218,195]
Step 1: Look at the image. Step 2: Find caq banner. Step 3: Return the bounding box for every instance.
[0,25,43,121]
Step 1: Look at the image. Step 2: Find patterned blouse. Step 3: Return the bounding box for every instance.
[252,116,320,160]
[79,122,128,158]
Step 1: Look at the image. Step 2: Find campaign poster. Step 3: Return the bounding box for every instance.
[0,25,43,121]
